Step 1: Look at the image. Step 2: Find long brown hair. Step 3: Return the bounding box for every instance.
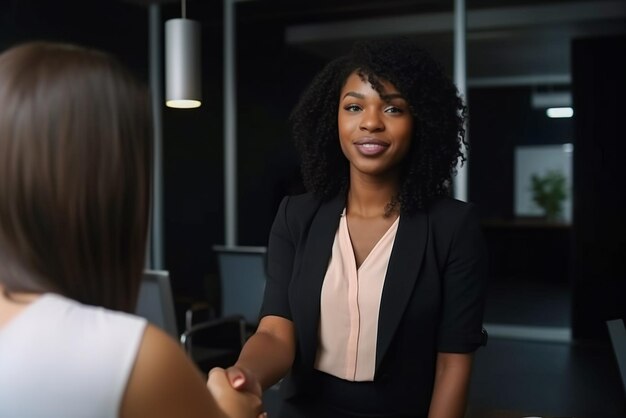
[0,42,152,312]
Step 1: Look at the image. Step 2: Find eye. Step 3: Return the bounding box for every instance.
[384,106,403,114]
[344,104,362,112]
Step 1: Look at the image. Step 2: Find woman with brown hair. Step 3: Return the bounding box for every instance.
[0,42,262,418]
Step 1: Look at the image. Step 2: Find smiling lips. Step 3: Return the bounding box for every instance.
[354,138,390,156]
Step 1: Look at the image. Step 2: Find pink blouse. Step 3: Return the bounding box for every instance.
[314,209,399,381]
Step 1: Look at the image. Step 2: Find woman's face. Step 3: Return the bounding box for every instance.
[338,71,413,180]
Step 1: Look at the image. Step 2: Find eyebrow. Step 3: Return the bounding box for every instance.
[342,91,407,102]
[381,93,406,101]
[343,92,365,100]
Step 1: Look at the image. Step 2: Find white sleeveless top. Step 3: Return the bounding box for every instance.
[0,293,147,418]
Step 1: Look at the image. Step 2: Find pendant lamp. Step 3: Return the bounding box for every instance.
[165,0,201,108]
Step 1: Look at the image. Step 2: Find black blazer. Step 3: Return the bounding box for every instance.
[260,192,487,415]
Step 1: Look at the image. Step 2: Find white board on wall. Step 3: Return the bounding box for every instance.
[514,144,573,223]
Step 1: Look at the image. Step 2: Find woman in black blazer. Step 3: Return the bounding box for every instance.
[219,38,488,418]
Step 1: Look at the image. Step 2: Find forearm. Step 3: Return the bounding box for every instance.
[235,317,295,390]
[427,353,473,418]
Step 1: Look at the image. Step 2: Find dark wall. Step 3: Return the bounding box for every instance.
[571,35,626,340]
[0,0,148,79]
[161,2,225,297]
[468,86,573,220]
[468,87,574,287]
[160,3,321,298]
[236,17,308,246]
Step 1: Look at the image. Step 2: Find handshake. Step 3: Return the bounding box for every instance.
[207,366,267,418]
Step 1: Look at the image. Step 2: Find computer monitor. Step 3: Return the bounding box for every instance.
[135,270,178,338]
[213,246,268,325]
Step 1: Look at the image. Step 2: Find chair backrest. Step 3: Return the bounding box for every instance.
[213,245,268,324]
[135,270,178,338]
[607,319,626,395]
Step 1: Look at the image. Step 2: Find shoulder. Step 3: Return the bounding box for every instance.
[427,196,474,218]
[0,296,186,417]
[424,197,481,237]
[30,294,146,339]
[121,325,219,418]
[427,197,477,224]
[275,192,322,227]
[282,192,320,213]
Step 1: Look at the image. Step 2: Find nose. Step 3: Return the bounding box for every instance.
[359,108,384,132]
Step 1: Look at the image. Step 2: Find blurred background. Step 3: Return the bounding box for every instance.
[1,0,624,416]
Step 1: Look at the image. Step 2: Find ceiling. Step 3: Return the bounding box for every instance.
[124,0,626,87]
[276,0,626,86]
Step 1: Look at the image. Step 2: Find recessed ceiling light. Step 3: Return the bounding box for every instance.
[546,107,573,118]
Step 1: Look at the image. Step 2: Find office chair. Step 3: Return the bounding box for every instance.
[606,318,626,395]
[135,270,178,339]
[180,246,268,372]
[213,245,267,326]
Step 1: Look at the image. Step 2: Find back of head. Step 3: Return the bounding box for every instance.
[0,42,151,312]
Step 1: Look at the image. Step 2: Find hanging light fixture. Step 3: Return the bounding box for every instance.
[165,0,201,109]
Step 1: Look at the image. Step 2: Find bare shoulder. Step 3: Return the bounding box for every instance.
[120,324,220,418]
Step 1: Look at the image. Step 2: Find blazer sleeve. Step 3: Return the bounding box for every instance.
[259,196,295,321]
[437,204,488,353]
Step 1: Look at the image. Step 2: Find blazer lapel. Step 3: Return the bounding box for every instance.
[291,193,345,369]
[375,209,428,373]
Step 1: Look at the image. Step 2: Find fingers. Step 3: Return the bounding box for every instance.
[210,366,245,389]
[226,367,246,389]
[208,368,265,418]
[207,367,229,397]
[224,366,262,398]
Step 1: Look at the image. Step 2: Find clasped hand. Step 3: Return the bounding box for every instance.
[207,366,266,418]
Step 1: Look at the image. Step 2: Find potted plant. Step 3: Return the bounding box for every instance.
[530,170,568,222]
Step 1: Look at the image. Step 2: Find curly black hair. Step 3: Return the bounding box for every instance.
[290,38,466,214]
